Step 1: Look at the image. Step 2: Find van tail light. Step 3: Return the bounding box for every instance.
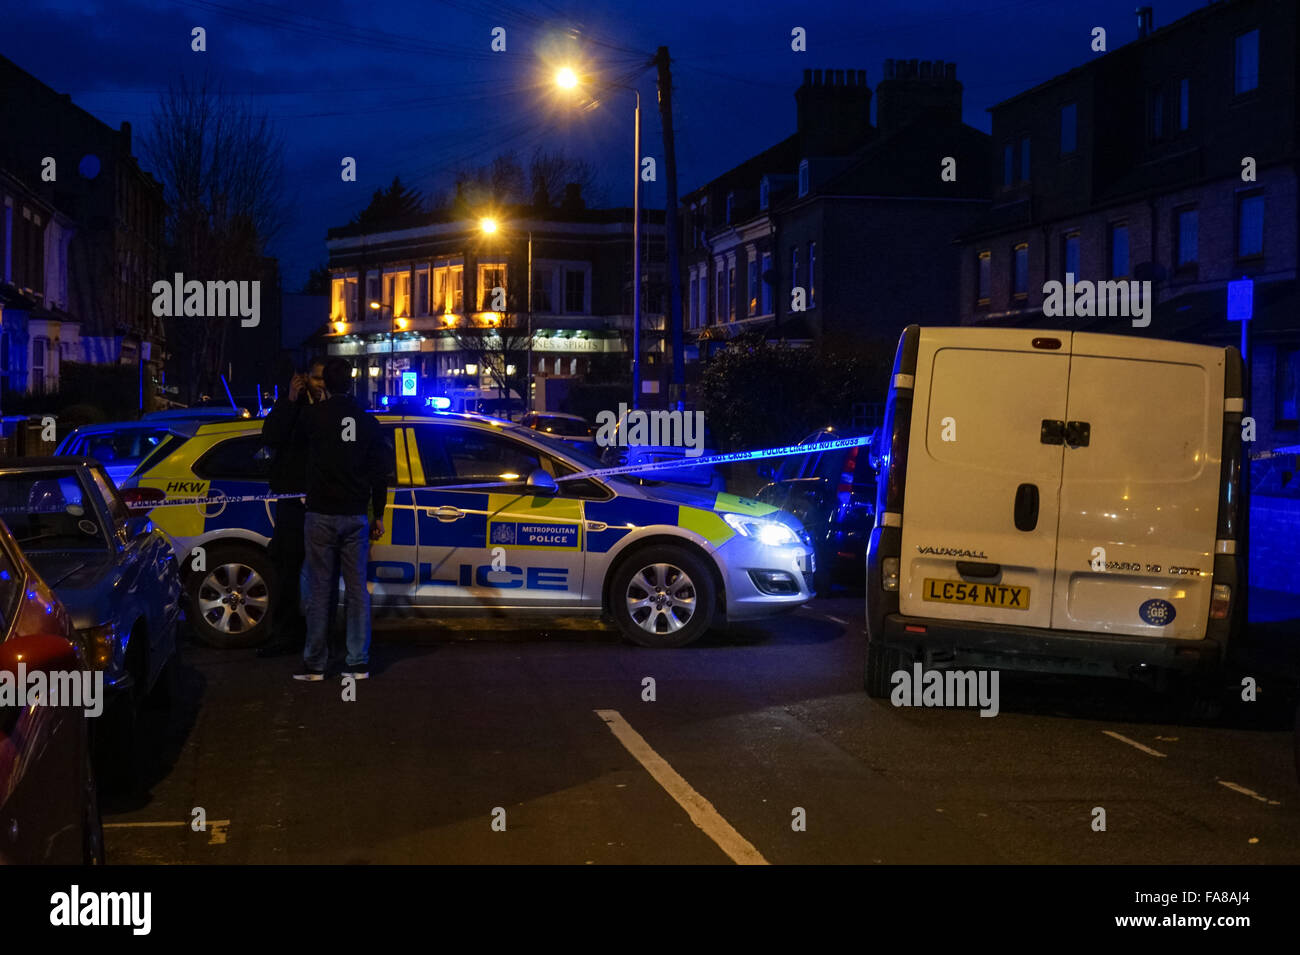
[121,486,166,510]
[1209,584,1232,620]
[882,557,900,591]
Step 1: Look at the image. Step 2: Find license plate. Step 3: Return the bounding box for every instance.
[922,578,1029,610]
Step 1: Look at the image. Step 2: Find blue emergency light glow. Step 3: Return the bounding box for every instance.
[380,395,390,407]
[401,372,419,396]
[427,396,451,410]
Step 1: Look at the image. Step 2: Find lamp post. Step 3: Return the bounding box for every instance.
[557,68,642,409]
[368,300,402,405]
[480,217,533,414]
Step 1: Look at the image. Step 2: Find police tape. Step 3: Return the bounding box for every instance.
[125,434,874,510]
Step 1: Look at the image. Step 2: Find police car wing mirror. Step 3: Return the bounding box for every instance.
[525,468,558,496]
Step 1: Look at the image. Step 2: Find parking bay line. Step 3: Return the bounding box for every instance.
[594,709,769,865]
[1102,731,1167,758]
[103,820,231,845]
[1216,780,1282,806]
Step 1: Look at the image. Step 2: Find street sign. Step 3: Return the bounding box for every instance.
[401,371,418,396]
[1227,278,1254,322]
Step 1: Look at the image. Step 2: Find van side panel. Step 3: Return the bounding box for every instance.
[899,330,1069,630]
[1050,335,1224,639]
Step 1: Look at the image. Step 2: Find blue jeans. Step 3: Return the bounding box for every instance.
[303,512,371,671]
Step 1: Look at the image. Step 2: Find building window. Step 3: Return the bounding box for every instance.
[532,268,553,312]
[31,336,47,392]
[725,191,735,225]
[747,260,758,317]
[790,246,800,300]
[366,272,380,307]
[1060,103,1077,155]
[715,267,725,323]
[798,160,809,198]
[1175,208,1198,269]
[689,270,699,327]
[1234,29,1259,95]
[478,264,506,310]
[760,252,772,315]
[1013,243,1029,297]
[563,269,586,313]
[1108,223,1130,279]
[1237,192,1265,258]
[807,241,816,307]
[759,178,770,211]
[727,261,736,320]
[450,266,464,312]
[1062,232,1080,280]
[976,251,990,305]
[415,269,429,316]
[1178,78,1190,131]
[1278,348,1300,424]
[1019,136,1030,182]
[395,271,411,317]
[1150,87,1164,141]
[383,273,395,307]
[1002,144,1014,186]
[700,273,709,324]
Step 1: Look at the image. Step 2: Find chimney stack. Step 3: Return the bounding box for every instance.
[1137,6,1154,39]
[795,66,874,157]
[874,58,963,133]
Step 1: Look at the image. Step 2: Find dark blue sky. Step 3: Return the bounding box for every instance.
[8,0,1207,288]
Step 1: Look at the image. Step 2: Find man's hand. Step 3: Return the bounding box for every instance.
[287,373,306,402]
[369,518,385,541]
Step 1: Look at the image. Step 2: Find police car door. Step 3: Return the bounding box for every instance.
[407,422,585,607]
[366,422,417,608]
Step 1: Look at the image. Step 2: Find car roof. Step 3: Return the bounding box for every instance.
[527,411,586,421]
[66,420,182,434]
[189,410,519,438]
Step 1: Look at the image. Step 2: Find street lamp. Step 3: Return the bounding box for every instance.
[557,68,642,409]
[479,217,532,414]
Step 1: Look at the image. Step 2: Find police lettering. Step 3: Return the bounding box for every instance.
[367,561,568,591]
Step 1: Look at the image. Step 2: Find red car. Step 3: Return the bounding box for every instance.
[0,519,103,864]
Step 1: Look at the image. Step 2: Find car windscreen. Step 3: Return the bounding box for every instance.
[0,470,107,550]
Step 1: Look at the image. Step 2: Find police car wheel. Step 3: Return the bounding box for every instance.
[611,545,715,648]
[186,544,274,649]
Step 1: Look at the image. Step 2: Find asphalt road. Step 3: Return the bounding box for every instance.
[104,598,1300,865]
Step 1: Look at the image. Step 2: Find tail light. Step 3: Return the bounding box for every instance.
[1210,584,1232,620]
[121,486,166,510]
[881,557,900,591]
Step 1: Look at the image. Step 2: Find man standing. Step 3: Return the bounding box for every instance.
[258,358,324,658]
[295,357,387,682]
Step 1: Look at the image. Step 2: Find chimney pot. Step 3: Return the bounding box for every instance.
[945,62,956,80]
[884,59,894,79]
[803,68,811,84]
[858,69,866,85]
[813,68,823,85]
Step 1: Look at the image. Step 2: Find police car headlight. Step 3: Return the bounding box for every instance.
[722,513,800,547]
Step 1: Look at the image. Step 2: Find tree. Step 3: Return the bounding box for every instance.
[444,146,602,212]
[142,77,285,403]
[352,176,425,226]
[301,264,331,295]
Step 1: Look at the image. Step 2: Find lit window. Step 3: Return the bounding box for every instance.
[760,253,772,314]
[747,259,758,316]
[1234,29,1259,95]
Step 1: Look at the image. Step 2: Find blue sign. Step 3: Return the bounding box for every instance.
[1139,598,1176,627]
[1227,278,1253,322]
[401,371,419,396]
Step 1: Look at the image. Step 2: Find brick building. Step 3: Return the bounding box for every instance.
[956,0,1300,594]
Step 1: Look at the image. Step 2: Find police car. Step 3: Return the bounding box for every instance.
[120,412,815,649]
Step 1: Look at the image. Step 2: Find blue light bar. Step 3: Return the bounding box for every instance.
[427,396,451,410]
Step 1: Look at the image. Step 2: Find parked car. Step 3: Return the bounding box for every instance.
[597,410,725,491]
[0,458,182,790]
[56,420,200,486]
[865,325,1245,700]
[756,427,878,595]
[520,412,597,452]
[0,518,104,863]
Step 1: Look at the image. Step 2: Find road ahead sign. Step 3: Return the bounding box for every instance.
[1227,278,1254,322]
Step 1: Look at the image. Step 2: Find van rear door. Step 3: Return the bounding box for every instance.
[899,329,1069,630]
[1050,334,1223,639]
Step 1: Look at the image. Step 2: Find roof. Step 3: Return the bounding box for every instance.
[684,134,801,201]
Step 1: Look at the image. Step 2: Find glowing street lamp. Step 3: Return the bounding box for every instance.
[479,217,532,414]
[555,65,642,408]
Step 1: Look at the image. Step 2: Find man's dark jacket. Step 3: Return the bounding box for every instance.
[261,393,316,494]
[302,394,389,518]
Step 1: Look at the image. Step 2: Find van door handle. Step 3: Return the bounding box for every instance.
[426,506,464,522]
[1065,420,1091,447]
[1014,483,1039,532]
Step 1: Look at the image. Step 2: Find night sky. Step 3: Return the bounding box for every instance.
[7,0,1208,289]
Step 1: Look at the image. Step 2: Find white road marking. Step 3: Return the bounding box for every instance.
[594,709,768,865]
[1102,731,1167,758]
[104,819,231,845]
[1217,780,1282,806]
[824,615,849,626]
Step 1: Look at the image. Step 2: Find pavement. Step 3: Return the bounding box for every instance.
[104,596,1300,864]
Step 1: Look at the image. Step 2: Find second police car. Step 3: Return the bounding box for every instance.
[120,411,815,649]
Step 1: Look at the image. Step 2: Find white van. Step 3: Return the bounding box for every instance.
[864,325,1245,697]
